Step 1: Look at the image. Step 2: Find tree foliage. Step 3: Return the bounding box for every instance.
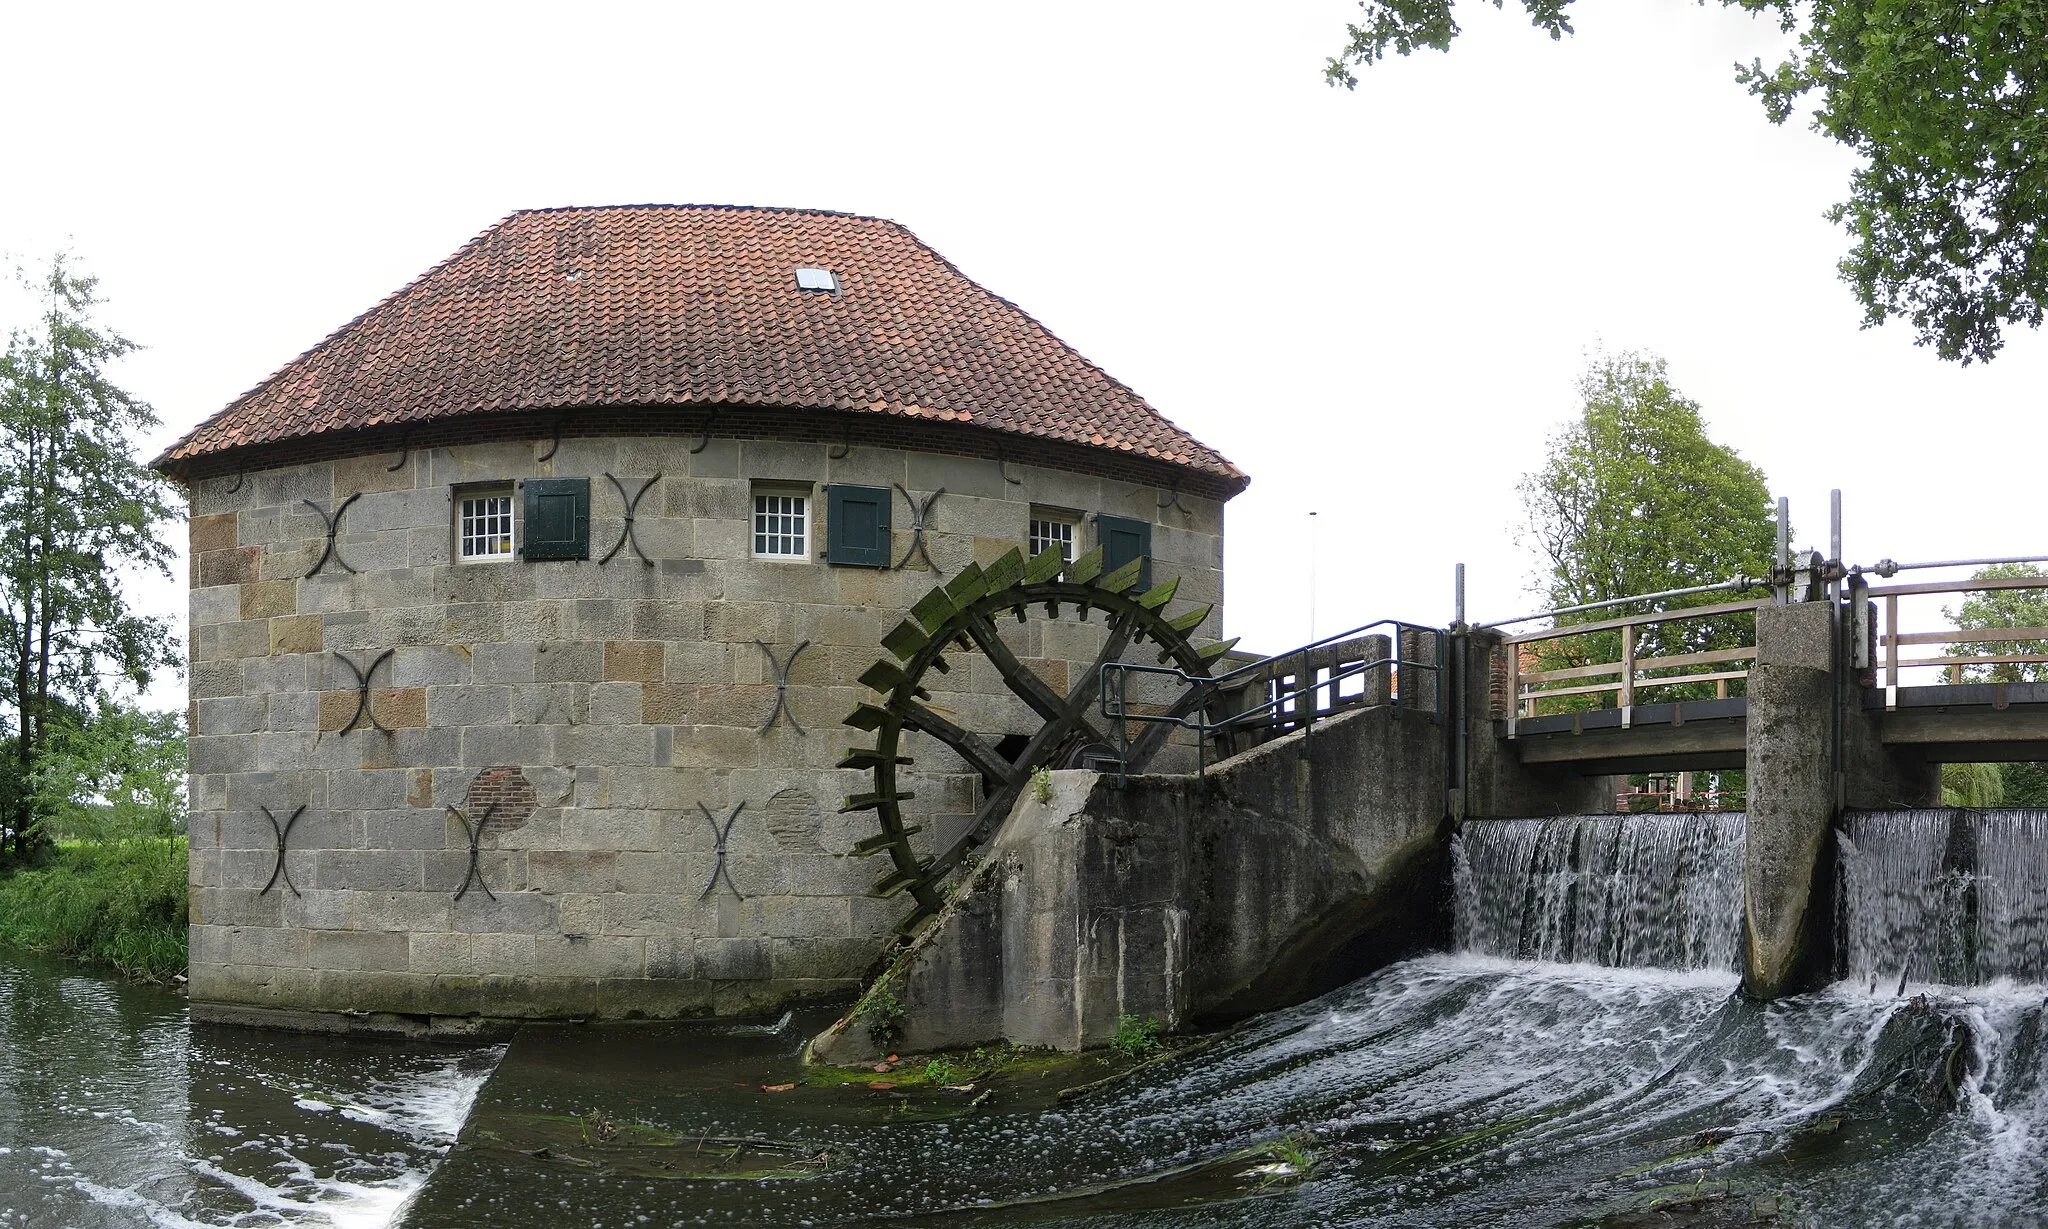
[1944,563,2048,684]
[0,256,180,861]
[1327,1,2048,363]
[1519,352,1777,703]
[1941,564,2048,806]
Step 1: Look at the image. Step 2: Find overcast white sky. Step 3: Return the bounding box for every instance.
[5,0,2045,690]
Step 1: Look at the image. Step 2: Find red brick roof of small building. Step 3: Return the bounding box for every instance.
[154,205,1245,491]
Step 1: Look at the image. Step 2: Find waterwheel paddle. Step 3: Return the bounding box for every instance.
[840,544,1237,933]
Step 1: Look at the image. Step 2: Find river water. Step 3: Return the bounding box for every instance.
[9,811,2048,1226]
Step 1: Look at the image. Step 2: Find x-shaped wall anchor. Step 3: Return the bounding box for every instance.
[829,423,855,460]
[994,448,1023,486]
[334,648,395,734]
[536,413,566,462]
[1156,481,1190,515]
[699,801,747,900]
[385,430,410,473]
[690,409,720,454]
[224,470,245,495]
[447,803,499,902]
[301,493,363,577]
[258,805,307,896]
[755,640,810,734]
[893,484,946,572]
[599,472,661,566]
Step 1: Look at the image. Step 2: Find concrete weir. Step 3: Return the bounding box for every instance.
[810,635,1612,1061]
[813,596,2016,1059]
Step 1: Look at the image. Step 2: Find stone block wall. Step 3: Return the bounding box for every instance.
[183,433,1225,1021]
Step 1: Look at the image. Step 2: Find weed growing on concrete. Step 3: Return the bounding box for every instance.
[1111,1013,1163,1059]
[1031,766,1054,805]
[854,971,906,1045]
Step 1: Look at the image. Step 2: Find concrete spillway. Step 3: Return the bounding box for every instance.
[1454,813,1747,972]
[1839,808,2048,987]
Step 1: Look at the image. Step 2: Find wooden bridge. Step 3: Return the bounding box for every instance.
[1500,564,2048,779]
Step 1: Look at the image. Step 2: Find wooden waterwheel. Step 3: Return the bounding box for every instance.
[840,543,1237,932]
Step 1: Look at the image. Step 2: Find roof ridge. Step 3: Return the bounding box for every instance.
[508,202,898,225]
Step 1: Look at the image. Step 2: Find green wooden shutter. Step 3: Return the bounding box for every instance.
[522,478,590,560]
[827,484,892,567]
[1097,514,1152,590]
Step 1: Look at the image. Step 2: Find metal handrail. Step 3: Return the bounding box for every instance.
[1099,619,1446,786]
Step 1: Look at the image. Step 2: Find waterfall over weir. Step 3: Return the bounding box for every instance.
[1453,812,1747,971]
[1839,808,2048,986]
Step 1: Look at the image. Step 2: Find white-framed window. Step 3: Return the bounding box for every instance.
[1029,514,1076,563]
[753,488,810,560]
[457,485,516,562]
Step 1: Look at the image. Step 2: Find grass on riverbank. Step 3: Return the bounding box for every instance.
[0,839,188,981]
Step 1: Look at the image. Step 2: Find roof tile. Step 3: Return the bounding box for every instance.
[155,205,1242,489]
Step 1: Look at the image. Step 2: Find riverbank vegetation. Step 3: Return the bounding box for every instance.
[0,837,187,980]
[0,254,188,981]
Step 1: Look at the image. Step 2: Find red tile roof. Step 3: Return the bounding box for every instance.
[155,205,1245,491]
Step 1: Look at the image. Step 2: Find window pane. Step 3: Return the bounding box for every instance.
[460,494,514,560]
[1030,518,1074,563]
[754,493,807,558]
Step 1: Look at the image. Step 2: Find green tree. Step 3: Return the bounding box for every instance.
[1944,564,2048,684]
[29,704,187,842]
[0,256,179,863]
[1327,1,2048,363]
[1519,352,1777,709]
[1942,563,2048,806]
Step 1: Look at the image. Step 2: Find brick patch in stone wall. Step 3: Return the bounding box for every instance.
[466,766,538,831]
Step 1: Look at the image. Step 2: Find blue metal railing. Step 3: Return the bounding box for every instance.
[1098,619,1446,786]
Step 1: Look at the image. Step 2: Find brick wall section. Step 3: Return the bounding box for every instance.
[183,432,1228,1021]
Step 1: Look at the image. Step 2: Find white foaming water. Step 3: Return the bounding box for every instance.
[1454,813,1746,971]
[1839,808,2048,986]
[1,1014,503,1229]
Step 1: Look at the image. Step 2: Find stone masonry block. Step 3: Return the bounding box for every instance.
[535,641,603,683]
[309,930,409,972]
[196,547,261,588]
[451,892,558,935]
[270,615,324,655]
[532,935,647,979]
[240,579,297,620]
[588,682,644,726]
[604,640,664,683]
[190,512,238,554]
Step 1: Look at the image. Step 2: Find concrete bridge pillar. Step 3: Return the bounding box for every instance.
[1742,601,1940,998]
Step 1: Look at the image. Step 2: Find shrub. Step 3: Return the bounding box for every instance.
[0,839,187,981]
[1111,1013,1164,1060]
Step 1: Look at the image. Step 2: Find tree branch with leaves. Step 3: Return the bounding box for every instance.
[1328,0,2048,363]
[0,255,181,863]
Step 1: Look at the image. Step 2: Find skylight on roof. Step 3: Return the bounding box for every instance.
[794,267,839,294]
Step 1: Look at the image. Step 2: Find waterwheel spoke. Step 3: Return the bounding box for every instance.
[901,700,1024,787]
[1056,611,1136,751]
[963,613,1069,724]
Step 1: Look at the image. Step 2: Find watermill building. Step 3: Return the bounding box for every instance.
[154,204,1246,1028]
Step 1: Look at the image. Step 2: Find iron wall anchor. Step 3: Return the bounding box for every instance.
[258,805,307,896]
[447,803,499,902]
[892,484,946,572]
[599,472,661,566]
[334,648,395,734]
[699,801,747,899]
[755,640,811,734]
[301,493,363,577]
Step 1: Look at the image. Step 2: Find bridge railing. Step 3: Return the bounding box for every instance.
[1098,619,1445,785]
[1501,598,1769,722]
[1862,569,2048,692]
